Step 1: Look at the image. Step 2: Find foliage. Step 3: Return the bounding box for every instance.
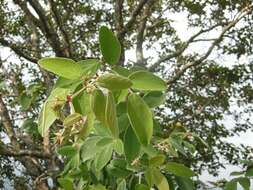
[0,0,253,189]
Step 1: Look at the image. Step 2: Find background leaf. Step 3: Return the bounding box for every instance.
[99,26,121,65]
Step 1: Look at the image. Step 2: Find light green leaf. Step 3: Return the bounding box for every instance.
[129,71,166,91]
[97,73,132,90]
[38,57,81,79]
[81,136,102,162]
[143,91,166,108]
[105,91,119,138]
[153,169,170,190]
[38,88,70,136]
[63,113,83,127]
[113,138,124,155]
[124,126,141,163]
[165,162,195,177]
[54,77,82,91]
[91,89,106,123]
[72,90,92,115]
[58,177,74,190]
[78,59,101,77]
[57,145,77,157]
[117,180,127,190]
[94,142,113,170]
[99,26,121,65]
[135,184,150,190]
[127,93,153,146]
[149,154,166,167]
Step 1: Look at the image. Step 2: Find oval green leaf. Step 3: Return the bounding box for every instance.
[91,89,106,123]
[105,91,119,138]
[97,73,132,90]
[38,57,81,79]
[99,26,121,65]
[124,126,141,163]
[143,91,166,108]
[127,93,153,146]
[129,71,167,91]
[166,162,195,177]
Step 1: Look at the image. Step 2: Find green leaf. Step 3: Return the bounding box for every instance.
[81,136,102,162]
[153,169,170,190]
[149,154,166,167]
[230,171,244,176]
[57,145,77,157]
[117,180,127,190]
[225,179,237,190]
[38,57,81,79]
[129,71,166,91]
[78,59,101,77]
[165,162,195,177]
[113,138,124,155]
[99,26,121,65]
[175,176,194,190]
[143,91,166,108]
[135,184,149,190]
[245,168,253,176]
[63,113,83,127]
[20,94,32,110]
[72,91,91,115]
[127,93,153,146]
[95,142,113,170]
[58,177,74,190]
[38,88,70,136]
[107,159,131,178]
[237,177,250,190]
[91,89,106,123]
[97,73,132,90]
[124,126,141,163]
[54,77,82,91]
[105,91,119,138]
[113,66,131,77]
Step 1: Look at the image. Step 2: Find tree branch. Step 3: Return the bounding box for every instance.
[167,5,253,85]
[0,38,38,63]
[1,147,50,159]
[136,0,155,66]
[149,23,221,71]
[0,94,19,148]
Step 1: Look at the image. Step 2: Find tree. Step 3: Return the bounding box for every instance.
[0,0,253,189]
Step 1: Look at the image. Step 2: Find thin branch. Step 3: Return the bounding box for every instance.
[136,0,155,65]
[0,94,19,148]
[167,5,253,85]
[0,38,38,63]
[1,148,50,159]
[149,23,221,71]
[49,0,72,57]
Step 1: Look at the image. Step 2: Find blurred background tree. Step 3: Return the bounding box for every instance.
[0,0,252,189]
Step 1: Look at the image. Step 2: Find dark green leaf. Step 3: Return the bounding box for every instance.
[105,91,119,138]
[124,126,141,163]
[57,145,77,157]
[225,179,237,190]
[99,26,121,65]
[245,168,253,176]
[237,177,250,190]
[135,184,149,190]
[91,89,106,123]
[143,91,165,108]
[166,162,195,177]
[175,176,194,190]
[127,93,153,146]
